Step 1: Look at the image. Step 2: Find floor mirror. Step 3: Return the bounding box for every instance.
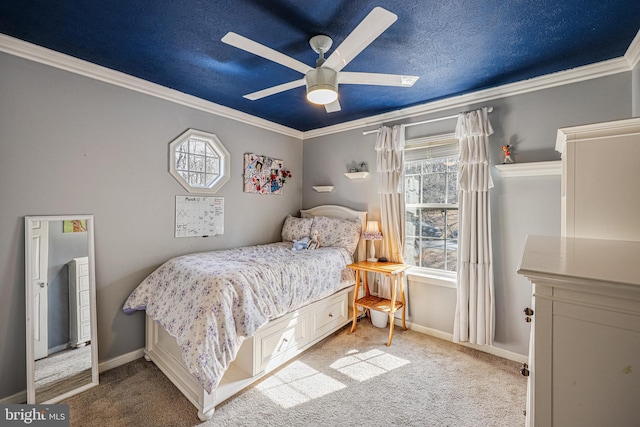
[25,215,98,404]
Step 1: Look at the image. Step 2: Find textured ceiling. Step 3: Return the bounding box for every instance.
[1,1,639,131]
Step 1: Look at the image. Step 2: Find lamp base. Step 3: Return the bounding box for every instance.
[367,240,378,263]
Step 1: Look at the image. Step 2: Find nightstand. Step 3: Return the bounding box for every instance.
[347,260,410,346]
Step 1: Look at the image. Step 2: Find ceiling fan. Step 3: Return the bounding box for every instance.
[221,6,419,113]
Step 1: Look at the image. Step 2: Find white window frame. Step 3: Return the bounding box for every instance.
[404,133,459,280]
[169,129,230,194]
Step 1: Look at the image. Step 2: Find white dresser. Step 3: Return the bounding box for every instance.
[518,236,640,427]
[518,116,640,426]
[68,256,91,347]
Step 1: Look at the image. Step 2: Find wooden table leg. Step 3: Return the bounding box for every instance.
[386,275,397,346]
[350,270,360,333]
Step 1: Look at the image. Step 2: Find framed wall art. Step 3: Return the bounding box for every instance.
[243,153,291,195]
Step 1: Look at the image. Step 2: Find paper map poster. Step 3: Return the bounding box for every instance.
[175,196,224,238]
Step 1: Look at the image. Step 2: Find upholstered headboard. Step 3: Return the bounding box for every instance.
[299,205,367,262]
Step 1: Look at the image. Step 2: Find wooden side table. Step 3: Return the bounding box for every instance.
[347,260,410,346]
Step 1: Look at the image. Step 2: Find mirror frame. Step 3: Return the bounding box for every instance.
[25,215,99,403]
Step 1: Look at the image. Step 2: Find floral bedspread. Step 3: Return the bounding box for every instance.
[122,242,354,393]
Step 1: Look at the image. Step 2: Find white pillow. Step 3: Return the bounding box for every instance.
[281,215,313,242]
[310,216,362,254]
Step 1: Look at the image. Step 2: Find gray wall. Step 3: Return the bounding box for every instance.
[0,52,302,399]
[302,72,632,357]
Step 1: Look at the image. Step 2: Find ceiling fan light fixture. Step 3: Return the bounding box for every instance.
[305,68,338,105]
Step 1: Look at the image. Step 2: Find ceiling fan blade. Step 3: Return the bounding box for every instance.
[243,78,306,100]
[324,99,341,113]
[222,32,313,75]
[339,72,419,87]
[323,7,397,72]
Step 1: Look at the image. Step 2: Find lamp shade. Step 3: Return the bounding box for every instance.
[362,221,382,240]
[305,68,338,105]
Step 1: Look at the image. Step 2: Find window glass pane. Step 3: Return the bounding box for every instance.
[445,209,458,240]
[176,151,187,171]
[421,172,446,203]
[189,154,205,173]
[446,172,458,204]
[419,209,444,238]
[432,161,446,173]
[405,161,421,175]
[405,236,418,267]
[206,157,220,175]
[405,174,421,204]
[190,139,206,156]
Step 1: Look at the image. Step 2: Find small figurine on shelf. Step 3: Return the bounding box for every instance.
[501,145,514,164]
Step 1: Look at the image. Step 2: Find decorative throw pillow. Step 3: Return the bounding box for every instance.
[281,215,313,242]
[310,216,362,254]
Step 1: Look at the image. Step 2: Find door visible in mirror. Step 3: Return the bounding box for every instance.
[25,215,98,404]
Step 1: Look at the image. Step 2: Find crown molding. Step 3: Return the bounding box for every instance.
[303,56,632,139]
[0,34,303,139]
[624,29,640,69]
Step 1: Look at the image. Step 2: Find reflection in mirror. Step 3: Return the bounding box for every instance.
[25,215,98,404]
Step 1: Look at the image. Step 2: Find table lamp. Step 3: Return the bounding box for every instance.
[362,221,383,262]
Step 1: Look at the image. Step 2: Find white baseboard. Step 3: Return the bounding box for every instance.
[0,390,26,405]
[398,320,529,364]
[99,348,145,373]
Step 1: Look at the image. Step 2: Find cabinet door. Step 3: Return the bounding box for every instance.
[553,314,640,426]
[560,118,640,240]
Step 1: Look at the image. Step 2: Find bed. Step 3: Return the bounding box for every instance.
[123,205,367,420]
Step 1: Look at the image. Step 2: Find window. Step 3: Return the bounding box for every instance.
[404,134,459,273]
[169,129,230,193]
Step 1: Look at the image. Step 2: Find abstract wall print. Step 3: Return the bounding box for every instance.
[243,153,291,195]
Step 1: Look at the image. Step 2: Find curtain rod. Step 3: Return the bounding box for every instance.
[362,106,493,135]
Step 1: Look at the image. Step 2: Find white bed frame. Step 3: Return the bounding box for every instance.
[143,205,367,420]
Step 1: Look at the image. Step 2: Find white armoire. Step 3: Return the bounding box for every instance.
[518,117,640,427]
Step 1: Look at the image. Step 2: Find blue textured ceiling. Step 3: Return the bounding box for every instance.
[1,1,638,131]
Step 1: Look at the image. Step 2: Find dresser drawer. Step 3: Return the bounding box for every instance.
[311,291,348,339]
[256,315,308,374]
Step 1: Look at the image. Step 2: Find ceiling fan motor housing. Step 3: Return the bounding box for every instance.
[305,67,338,104]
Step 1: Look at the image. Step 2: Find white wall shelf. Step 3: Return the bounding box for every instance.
[344,171,369,179]
[494,160,561,177]
[312,186,334,193]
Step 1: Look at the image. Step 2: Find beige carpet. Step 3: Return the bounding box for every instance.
[66,321,526,426]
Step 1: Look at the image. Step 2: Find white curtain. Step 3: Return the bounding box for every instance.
[453,107,495,346]
[375,125,405,299]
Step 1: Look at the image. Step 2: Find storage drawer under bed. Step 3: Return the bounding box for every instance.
[234,289,349,376]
